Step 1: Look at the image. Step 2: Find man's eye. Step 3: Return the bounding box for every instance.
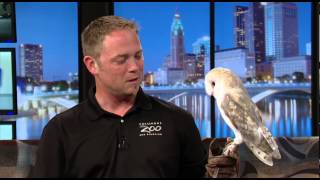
[135,52,143,60]
[114,58,126,64]
[135,55,141,59]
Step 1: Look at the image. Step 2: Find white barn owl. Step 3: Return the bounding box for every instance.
[205,67,281,166]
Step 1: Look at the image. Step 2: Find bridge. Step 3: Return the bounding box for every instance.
[11,83,311,139]
[251,88,311,103]
[47,97,78,109]
[17,83,310,109]
[143,82,311,101]
[143,82,311,137]
[17,88,79,109]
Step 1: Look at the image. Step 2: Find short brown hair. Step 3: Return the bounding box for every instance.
[81,16,139,59]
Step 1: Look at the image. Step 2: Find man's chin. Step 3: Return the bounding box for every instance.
[124,86,140,96]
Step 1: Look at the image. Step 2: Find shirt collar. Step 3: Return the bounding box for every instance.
[133,87,153,111]
[86,86,152,121]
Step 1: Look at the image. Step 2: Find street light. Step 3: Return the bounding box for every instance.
[41,85,47,92]
[292,75,296,80]
[26,85,33,92]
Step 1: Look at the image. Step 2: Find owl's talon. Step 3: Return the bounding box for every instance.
[223,143,239,159]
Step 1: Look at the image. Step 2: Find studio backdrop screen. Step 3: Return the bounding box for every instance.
[0,2,79,140]
[0,48,16,114]
[115,2,211,138]
[214,2,312,137]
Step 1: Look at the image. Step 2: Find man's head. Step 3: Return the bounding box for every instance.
[81,16,144,98]
[81,16,139,61]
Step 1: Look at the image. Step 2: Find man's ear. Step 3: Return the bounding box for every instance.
[83,56,99,75]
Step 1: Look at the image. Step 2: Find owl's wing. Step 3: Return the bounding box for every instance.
[220,93,261,144]
[220,92,280,166]
[249,95,281,160]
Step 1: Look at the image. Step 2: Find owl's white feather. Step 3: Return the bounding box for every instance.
[205,67,281,166]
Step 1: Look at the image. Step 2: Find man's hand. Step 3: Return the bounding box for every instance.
[206,154,238,178]
[205,138,239,178]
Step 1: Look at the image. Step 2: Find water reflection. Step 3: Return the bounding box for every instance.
[9,90,312,140]
[8,98,69,140]
[148,91,211,138]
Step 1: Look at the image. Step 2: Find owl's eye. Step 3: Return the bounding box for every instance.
[212,82,215,87]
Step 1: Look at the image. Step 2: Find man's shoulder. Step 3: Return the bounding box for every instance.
[49,99,89,125]
[42,100,91,138]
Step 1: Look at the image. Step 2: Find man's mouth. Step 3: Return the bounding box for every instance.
[127,78,139,82]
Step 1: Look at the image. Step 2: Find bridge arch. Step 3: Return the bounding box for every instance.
[252,89,311,103]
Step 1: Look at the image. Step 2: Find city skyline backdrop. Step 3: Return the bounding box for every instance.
[0,2,78,82]
[115,2,210,73]
[215,2,311,55]
[0,2,310,81]
[0,2,314,139]
[117,2,311,74]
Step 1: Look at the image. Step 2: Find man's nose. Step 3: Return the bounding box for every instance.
[127,58,139,72]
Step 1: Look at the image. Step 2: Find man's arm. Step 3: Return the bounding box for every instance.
[179,113,207,178]
[30,118,65,178]
[205,138,239,178]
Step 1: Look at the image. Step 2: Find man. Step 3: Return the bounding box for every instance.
[31,16,238,178]
[31,16,206,178]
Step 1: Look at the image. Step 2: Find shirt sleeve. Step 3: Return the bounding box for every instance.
[30,118,65,178]
[179,113,207,178]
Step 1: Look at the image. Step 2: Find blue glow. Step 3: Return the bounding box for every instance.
[293,119,299,137]
[6,112,14,115]
[216,116,221,137]
[301,118,306,137]
[200,119,207,138]
[171,14,184,36]
[195,119,208,138]
[0,125,13,140]
[306,117,312,136]
[272,119,277,136]
[279,118,284,136]
[223,119,228,137]
[3,40,14,43]
[265,5,275,57]
[229,128,235,138]
[286,117,291,136]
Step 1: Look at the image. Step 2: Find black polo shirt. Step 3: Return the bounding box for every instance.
[31,87,207,178]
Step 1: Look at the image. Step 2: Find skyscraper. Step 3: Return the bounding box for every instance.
[19,44,43,83]
[170,11,185,69]
[144,72,155,86]
[192,36,210,73]
[183,53,197,81]
[234,6,248,48]
[234,3,267,80]
[265,2,299,60]
[306,42,311,56]
[195,45,205,79]
[245,2,268,80]
[245,2,266,64]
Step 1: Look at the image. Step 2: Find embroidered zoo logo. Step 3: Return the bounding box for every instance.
[141,125,161,133]
[139,122,162,136]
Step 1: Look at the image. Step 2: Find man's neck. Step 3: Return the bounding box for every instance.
[95,89,136,117]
